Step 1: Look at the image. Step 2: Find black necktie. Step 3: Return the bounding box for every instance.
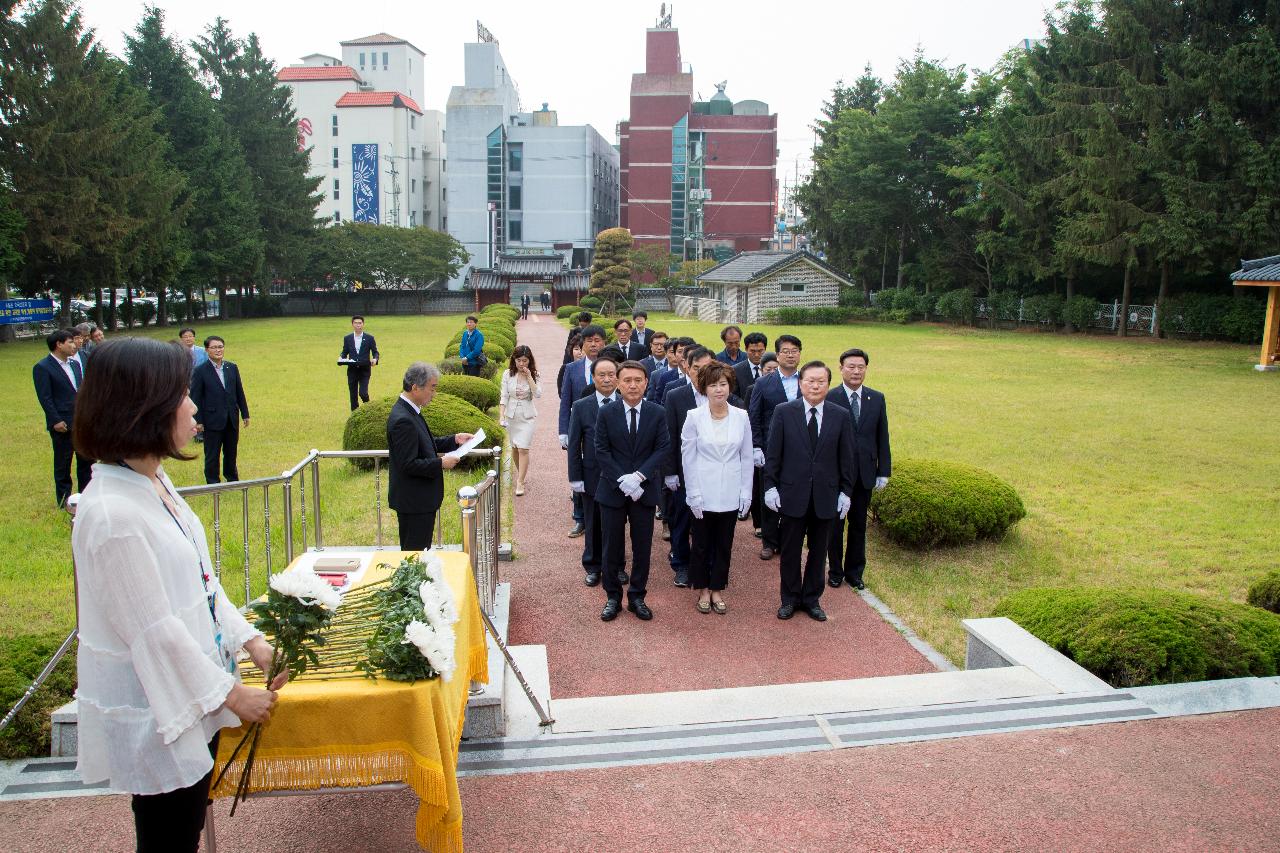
[629,407,638,438]
[753,365,759,379]
[849,391,860,428]
[69,358,82,390]
[808,407,819,452]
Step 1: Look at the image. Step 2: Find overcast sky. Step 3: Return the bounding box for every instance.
[75,0,1054,197]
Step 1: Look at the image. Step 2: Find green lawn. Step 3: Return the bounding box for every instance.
[4,312,1278,666]
[641,314,1280,662]
[1,315,510,638]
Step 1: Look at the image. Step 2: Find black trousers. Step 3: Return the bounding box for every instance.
[761,504,781,550]
[600,499,655,603]
[749,466,764,528]
[346,364,372,410]
[48,428,93,507]
[689,510,737,590]
[666,484,691,571]
[132,734,219,853]
[203,425,239,484]
[520,302,530,319]
[462,363,483,377]
[580,489,603,570]
[397,511,437,551]
[829,484,873,584]
[779,500,832,610]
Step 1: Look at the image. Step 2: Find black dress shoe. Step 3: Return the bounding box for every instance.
[828,576,842,588]
[759,546,775,560]
[601,599,621,621]
[753,528,762,538]
[851,580,866,591]
[617,570,629,584]
[584,571,601,587]
[777,604,796,620]
[673,569,690,588]
[568,522,585,538]
[627,599,653,620]
[807,606,828,622]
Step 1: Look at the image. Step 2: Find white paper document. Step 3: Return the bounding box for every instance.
[445,428,486,460]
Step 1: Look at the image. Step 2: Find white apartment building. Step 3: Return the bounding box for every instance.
[279,33,445,230]
[445,39,618,288]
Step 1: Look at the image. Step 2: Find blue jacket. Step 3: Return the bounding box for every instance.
[558,357,594,435]
[459,328,485,365]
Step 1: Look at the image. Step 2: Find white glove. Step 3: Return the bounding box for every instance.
[500,419,509,428]
[690,505,704,520]
[837,493,851,519]
[664,475,680,491]
[622,483,644,501]
[738,496,751,517]
[764,487,781,513]
[753,447,766,468]
[569,481,585,494]
[618,472,643,495]
[559,434,569,450]
[875,476,889,491]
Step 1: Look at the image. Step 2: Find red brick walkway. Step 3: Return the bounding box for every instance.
[504,313,935,698]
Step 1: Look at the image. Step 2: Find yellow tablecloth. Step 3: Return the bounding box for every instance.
[212,551,489,852]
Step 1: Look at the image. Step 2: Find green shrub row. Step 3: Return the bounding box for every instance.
[0,633,76,759]
[342,394,506,472]
[994,587,1280,687]
[1161,293,1266,344]
[436,374,500,412]
[556,304,582,319]
[870,458,1025,548]
[439,357,498,381]
[1248,570,1280,614]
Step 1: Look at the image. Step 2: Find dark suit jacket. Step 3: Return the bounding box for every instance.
[558,357,595,434]
[190,360,249,432]
[748,370,791,451]
[567,393,616,495]
[651,367,687,405]
[734,360,763,401]
[386,396,459,514]
[593,399,669,508]
[826,385,892,490]
[764,398,855,520]
[32,355,79,430]
[663,384,746,479]
[341,332,379,365]
[633,327,651,350]
[615,339,647,361]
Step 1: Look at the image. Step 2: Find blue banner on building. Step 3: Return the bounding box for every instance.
[0,298,55,325]
[352,143,380,223]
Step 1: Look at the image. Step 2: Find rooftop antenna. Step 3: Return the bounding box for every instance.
[658,3,673,28]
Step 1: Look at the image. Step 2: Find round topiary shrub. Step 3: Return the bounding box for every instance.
[437,374,500,412]
[478,324,516,347]
[993,587,1280,687]
[1247,570,1280,614]
[481,304,519,320]
[443,341,508,363]
[342,393,505,472]
[557,305,582,319]
[580,295,603,312]
[870,458,1025,548]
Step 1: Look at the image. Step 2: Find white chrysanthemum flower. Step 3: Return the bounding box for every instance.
[268,566,341,611]
[418,579,459,629]
[402,618,457,682]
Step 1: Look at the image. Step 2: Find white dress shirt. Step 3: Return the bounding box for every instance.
[623,401,643,433]
[72,464,261,795]
[844,384,864,409]
[680,405,754,512]
[399,392,422,414]
[352,332,364,355]
[779,370,799,401]
[805,401,825,434]
[54,354,79,390]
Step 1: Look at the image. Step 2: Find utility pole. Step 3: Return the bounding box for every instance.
[385,148,402,226]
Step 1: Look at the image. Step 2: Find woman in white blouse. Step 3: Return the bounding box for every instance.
[498,345,541,496]
[71,338,286,852]
[681,361,754,614]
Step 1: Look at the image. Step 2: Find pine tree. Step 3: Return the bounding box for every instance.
[589,228,634,314]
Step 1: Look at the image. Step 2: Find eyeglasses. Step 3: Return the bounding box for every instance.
[777,348,801,356]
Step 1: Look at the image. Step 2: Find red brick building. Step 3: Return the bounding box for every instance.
[619,24,778,260]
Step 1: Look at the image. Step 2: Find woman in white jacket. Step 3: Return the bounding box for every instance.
[71,337,286,852]
[680,361,754,614]
[499,345,541,495]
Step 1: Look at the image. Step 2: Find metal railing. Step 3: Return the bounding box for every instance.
[175,446,504,607]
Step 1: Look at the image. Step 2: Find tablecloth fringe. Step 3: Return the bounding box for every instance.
[212,748,448,806]
[418,811,465,853]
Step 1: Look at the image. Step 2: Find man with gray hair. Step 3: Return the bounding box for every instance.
[74,323,97,364]
[387,361,474,550]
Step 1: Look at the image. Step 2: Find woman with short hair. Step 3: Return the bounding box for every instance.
[71,337,286,852]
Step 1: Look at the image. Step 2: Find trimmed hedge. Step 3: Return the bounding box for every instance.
[556,305,582,319]
[437,374,500,412]
[1162,293,1266,344]
[0,633,76,759]
[1247,570,1280,614]
[870,458,1025,547]
[1063,295,1100,330]
[342,393,505,472]
[443,341,507,363]
[935,288,975,324]
[439,357,499,380]
[480,303,519,318]
[993,587,1280,687]
[580,295,603,311]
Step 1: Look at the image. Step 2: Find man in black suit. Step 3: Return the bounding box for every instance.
[748,334,804,560]
[638,331,669,379]
[764,360,855,622]
[826,348,892,590]
[32,328,92,507]
[593,360,670,622]
[190,336,250,484]
[732,331,769,534]
[631,311,651,350]
[386,361,473,551]
[612,318,647,361]
[520,293,531,319]
[340,315,380,411]
[568,358,621,587]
